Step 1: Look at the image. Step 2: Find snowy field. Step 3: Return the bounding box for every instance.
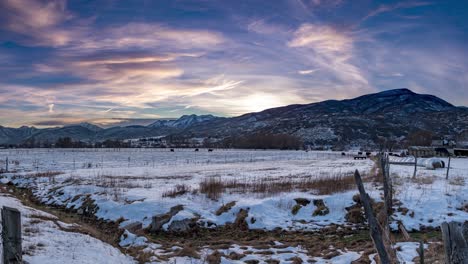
[0,149,374,231]
[388,156,468,231]
[0,149,466,263]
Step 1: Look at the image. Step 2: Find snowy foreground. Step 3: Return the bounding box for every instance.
[0,149,467,263]
[0,189,135,264]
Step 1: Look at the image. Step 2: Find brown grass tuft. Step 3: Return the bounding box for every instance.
[162,184,191,198]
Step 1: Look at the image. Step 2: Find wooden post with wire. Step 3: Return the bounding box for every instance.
[413,156,418,178]
[354,169,393,264]
[446,156,451,180]
[2,206,22,263]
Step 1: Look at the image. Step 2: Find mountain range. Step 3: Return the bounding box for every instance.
[1,89,467,148]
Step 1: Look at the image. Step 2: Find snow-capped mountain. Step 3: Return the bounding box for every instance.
[1,89,467,148]
[148,114,219,129]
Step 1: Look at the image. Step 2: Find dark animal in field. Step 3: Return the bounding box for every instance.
[341,152,346,156]
[208,149,213,152]
[195,148,199,152]
[354,156,367,160]
[170,149,174,152]
[366,152,371,156]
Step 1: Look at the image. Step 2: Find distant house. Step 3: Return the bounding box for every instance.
[431,137,455,147]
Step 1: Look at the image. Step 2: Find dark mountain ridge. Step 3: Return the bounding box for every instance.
[1,89,467,148]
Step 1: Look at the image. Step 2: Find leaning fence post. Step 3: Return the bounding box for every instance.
[5,157,8,172]
[354,170,392,264]
[1,206,22,263]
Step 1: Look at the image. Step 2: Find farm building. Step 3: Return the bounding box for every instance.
[454,148,468,157]
[408,146,436,157]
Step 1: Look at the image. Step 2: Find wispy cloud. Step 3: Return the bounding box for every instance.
[361,1,432,23]
[0,0,79,46]
[288,23,370,95]
[298,69,319,75]
[0,0,467,127]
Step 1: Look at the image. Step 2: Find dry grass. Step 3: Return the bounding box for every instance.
[26,171,63,177]
[199,173,359,200]
[448,176,465,186]
[162,184,191,198]
[411,176,437,185]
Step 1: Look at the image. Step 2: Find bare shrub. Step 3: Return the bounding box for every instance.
[200,177,224,200]
[162,184,191,198]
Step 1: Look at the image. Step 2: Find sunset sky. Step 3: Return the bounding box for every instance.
[1,0,467,127]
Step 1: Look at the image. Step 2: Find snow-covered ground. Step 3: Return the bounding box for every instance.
[0,149,374,231]
[0,189,135,264]
[389,156,468,231]
[0,149,465,263]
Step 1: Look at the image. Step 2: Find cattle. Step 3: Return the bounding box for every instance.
[208,149,213,152]
[354,156,367,160]
[194,148,199,152]
[170,149,174,152]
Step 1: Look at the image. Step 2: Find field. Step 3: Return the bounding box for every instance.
[1,148,467,263]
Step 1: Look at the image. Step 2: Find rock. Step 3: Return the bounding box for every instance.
[233,208,249,230]
[291,204,302,215]
[294,198,311,206]
[312,199,330,216]
[150,205,183,232]
[168,218,197,232]
[123,221,142,233]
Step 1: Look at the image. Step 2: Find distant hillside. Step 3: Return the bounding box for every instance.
[1,89,467,149]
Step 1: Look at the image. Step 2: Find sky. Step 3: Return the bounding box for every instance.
[0,0,467,127]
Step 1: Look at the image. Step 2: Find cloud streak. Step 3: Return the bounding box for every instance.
[0,0,466,127]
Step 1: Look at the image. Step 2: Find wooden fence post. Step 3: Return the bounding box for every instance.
[413,156,418,179]
[381,154,393,215]
[354,170,392,264]
[417,240,424,264]
[5,157,8,173]
[1,206,22,264]
[446,156,451,180]
[441,222,468,264]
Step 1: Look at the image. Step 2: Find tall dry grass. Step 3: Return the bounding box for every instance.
[199,172,359,200]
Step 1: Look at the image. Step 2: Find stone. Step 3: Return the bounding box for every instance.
[150,205,183,232]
